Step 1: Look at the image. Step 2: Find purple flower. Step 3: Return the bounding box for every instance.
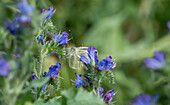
[103,88,117,103]
[37,34,44,45]
[53,32,69,45]
[4,21,18,35]
[43,62,61,79]
[94,87,104,98]
[17,0,33,15]
[74,73,86,88]
[80,46,116,70]
[143,51,165,70]
[0,56,12,76]
[42,6,56,20]
[133,94,159,105]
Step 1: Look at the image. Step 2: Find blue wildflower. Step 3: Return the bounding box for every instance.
[4,21,18,35]
[43,62,61,79]
[32,75,37,80]
[103,88,117,103]
[37,34,44,45]
[42,84,48,92]
[42,6,56,20]
[15,14,32,25]
[94,87,104,98]
[32,75,37,90]
[98,56,115,70]
[13,54,20,59]
[133,94,159,105]
[53,32,69,45]
[0,56,12,76]
[80,46,116,70]
[80,46,97,65]
[74,73,86,88]
[143,51,165,70]
[17,0,33,15]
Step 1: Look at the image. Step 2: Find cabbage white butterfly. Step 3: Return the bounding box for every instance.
[67,47,88,69]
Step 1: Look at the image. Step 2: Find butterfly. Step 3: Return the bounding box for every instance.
[67,47,88,69]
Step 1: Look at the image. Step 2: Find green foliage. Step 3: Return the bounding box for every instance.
[34,96,61,105]
[61,87,107,105]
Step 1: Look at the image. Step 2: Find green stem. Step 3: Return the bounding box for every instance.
[39,48,44,77]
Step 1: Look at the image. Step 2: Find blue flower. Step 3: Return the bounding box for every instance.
[37,34,44,45]
[15,14,32,25]
[43,62,61,79]
[94,87,104,98]
[32,75,37,90]
[80,46,97,65]
[17,0,33,15]
[42,6,56,20]
[0,56,12,76]
[42,84,48,92]
[74,73,86,88]
[98,56,115,70]
[133,94,159,105]
[4,21,18,35]
[13,54,20,59]
[80,46,116,70]
[143,51,165,70]
[53,32,69,45]
[103,88,117,103]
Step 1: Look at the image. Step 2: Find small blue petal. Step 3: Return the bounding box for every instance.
[42,84,48,92]
[37,34,44,45]
[74,73,85,88]
[87,46,96,63]
[80,54,90,64]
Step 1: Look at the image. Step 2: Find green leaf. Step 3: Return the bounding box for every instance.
[30,77,50,87]
[34,96,61,105]
[61,87,107,105]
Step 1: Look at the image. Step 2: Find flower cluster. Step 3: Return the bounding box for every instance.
[43,62,61,79]
[53,32,70,45]
[4,0,33,35]
[42,6,56,20]
[80,46,116,70]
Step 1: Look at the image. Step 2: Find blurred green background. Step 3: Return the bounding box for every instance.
[1,0,170,105]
